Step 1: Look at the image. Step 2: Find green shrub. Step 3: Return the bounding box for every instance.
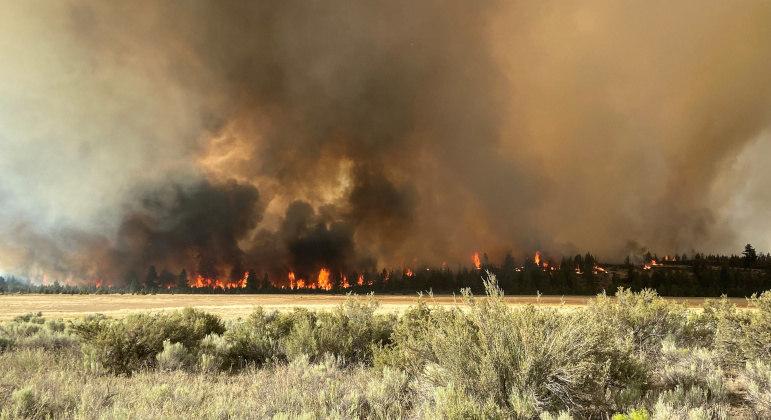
[648,386,729,420]
[217,309,283,368]
[5,385,65,420]
[737,360,771,417]
[612,408,649,420]
[81,308,224,374]
[0,314,79,352]
[372,300,436,375]
[12,312,45,324]
[742,291,771,362]
[587,288,689,358]
[282,297,395,365]
[156,339,194,371]
[384,277,644,417]
[692,297,749,368]
[0,335,14,351]
[654,341,726,397]
[416,382,508,420]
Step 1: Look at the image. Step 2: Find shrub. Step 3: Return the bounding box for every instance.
[692,297,750,368]
[0,314,79,352]
[742,291,771,362]
[216,309,283,369]
[156,339,194,371]
[648,386,729,420]
[654,341,726,397]
[361,367,411,419]
[81,308,224,374]
[737,360,771,417]
[5,385,65,420]
[12,312,45,324]
[385,276,644,417]
[586,288,690,358]
[0,334,13,351]
[282,296,395,365]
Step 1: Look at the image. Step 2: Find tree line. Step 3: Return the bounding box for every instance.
[2,244,770,297]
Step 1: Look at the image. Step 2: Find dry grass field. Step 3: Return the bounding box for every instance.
[0,293,751,320]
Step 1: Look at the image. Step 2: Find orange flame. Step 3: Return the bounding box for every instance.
[357,273,365,286]
[404,268,414,277]
[342,275,350,288]
[534,251,542,267]
[472,252,481,270]
[643,259,659,270]
[317,268,332,291]
[189,272,248,289]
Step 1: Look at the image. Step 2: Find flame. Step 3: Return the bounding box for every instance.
[643,259,659,270]
[317,268,332,291]
[95,279,103,288]
[472,252,481,270]
[357,273,365,286]
[534,251,542,267]
[189,271,249,289]
[593,265,608,274]
[341,275,350,288]
[404,268,414,277]
[288,271,296,289]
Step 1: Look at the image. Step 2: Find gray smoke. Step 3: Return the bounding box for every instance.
[1,1,771,282]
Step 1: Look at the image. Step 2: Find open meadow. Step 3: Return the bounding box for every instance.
[0,293,752,321]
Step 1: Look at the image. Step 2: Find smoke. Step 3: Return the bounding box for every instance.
[1,1,771,282]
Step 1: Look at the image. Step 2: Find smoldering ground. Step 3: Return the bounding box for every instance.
[1,1,771,283]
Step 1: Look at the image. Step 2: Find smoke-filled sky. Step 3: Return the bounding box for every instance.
[1,1,770,282]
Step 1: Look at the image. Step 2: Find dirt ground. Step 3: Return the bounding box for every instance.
[0,293,752,320]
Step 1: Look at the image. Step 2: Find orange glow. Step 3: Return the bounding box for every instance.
[472,252,481,270]
[342,275,350,288]
[643,259,659,270]
[534,251,542,267]
[357,273,365,286]
[189,271,248,289]
[288,271,296,289]
[95,279,103,288]
[317,268,332,291]
[404,268,414,277]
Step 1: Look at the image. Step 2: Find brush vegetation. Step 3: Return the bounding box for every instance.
[1,276,770,419]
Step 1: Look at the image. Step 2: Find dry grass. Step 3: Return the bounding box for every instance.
[0,293,750,320]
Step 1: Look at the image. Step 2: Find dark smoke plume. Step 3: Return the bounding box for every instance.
[1,1,771,283]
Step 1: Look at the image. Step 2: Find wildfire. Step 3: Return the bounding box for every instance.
[404,268,414,277]
[189,271,248,289]
[534,251,542,267]
[341,275,350,288]
[472,252,481,270]
[357,273,365,286]
[317,268,332,291]
[643,259,660,270]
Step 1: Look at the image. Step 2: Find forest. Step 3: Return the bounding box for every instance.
[2,245,770,298]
